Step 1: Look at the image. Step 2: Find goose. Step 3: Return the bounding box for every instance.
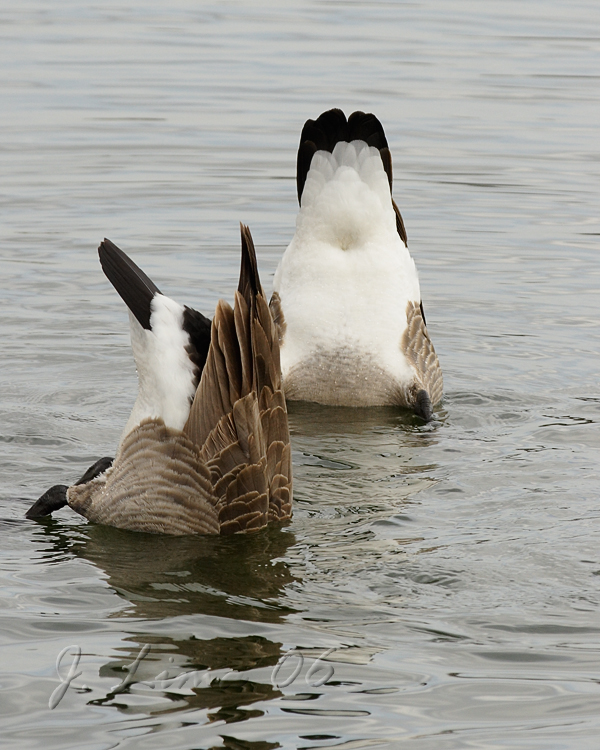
[270,108,442,420]
[26,225,292,535]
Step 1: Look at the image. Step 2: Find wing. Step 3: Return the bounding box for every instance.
[401,300,444,410]
[268,291,286,345]
[184,224,292,532]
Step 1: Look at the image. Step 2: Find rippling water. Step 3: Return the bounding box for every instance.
[2,1,600,748]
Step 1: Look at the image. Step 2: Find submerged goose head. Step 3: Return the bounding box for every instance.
[271,108,442,421]
[26,226,292,535]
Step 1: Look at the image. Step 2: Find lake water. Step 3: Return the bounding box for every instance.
[1,1,600,748]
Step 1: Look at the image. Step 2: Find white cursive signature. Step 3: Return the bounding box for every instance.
[50,643,337,708]
[49,645,84,709]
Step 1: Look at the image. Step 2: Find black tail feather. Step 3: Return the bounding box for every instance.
[99,238,212,386]
[238,223,263,303]
[297,108,392,202]
[99,239,161,331]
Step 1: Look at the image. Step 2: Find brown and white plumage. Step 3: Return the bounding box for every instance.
[26,226,292,535]
[272,108,442,420]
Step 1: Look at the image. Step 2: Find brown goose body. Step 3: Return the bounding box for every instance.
[27,226,292,535]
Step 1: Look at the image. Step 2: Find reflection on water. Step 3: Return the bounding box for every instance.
[96,636,283,725]
[72,525,298,623]
[288,400,443,437]
[289,401,440,501]
[31,521,294,723]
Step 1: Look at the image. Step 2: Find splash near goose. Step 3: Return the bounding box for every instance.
[26,226,292,535]
[271,108,442,420]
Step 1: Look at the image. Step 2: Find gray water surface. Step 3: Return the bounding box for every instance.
[1,1,600,748]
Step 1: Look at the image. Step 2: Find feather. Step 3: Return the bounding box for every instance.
[401,301,443,407]
[273,108,442,418]
[28,226,292,534]
[99,238,160,330]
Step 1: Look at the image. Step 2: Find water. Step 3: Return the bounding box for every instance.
[1,1,600,747]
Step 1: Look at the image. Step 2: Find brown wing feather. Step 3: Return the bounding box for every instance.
[260,389,292,521]
[401,301,443,406]
[269,291,286,345]
[255,294,282,389]
[63,226,291,537]
[392,198,408,247]
[184,224,292,533]
[250,273,291,521]
[184,300,239,447]
[233,291,254,395]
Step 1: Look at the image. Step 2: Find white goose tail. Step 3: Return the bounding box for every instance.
[272,108,442,419]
